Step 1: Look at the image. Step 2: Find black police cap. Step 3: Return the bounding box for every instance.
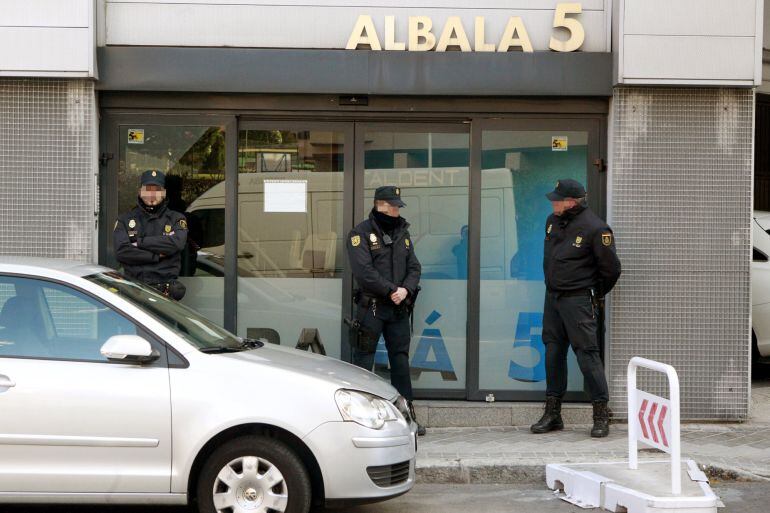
[140,170,166,187]
[374,185,406,207]
[546,179,585,201]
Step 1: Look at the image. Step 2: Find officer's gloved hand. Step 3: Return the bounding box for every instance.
[168,281,186,301]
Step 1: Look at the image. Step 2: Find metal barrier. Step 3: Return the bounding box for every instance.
[627,357,682,495]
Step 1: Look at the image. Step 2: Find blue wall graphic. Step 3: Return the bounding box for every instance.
[374,309,458,381]
[508,312,546,383]
[411,310,457,381]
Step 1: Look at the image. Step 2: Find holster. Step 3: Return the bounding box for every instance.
[151,280,186,301]
[401,285,421,333]
[347,290,379,353]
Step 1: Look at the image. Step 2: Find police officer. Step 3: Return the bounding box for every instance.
[531,179,621,438]
[347,186,424,435]
[113,170,189,300]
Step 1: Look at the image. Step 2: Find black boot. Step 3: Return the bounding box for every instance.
[408,401,426,436]
[591,401,610,438]
[530,396,564,434]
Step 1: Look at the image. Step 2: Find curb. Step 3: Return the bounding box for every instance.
[415,460,770,485]
[417,460,546,484]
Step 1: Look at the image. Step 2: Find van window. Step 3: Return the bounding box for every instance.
[189,208,225,248]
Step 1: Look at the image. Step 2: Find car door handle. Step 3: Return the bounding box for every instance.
[0,375,16,388]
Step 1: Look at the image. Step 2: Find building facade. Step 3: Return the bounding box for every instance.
[0,0,764,419]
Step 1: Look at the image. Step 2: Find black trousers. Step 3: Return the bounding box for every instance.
[352,302,414,401]
[542,291,609,402]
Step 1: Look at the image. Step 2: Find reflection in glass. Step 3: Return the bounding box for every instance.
[235,129,345,358]
[479,131,589,392]
[363,131,469,390]
[117,125,226,325]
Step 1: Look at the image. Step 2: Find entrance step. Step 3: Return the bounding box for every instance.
[412,400,593,428]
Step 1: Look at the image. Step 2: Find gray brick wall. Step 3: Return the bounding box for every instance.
[608,87,753,420]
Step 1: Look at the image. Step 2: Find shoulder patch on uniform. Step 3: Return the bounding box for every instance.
[113,220,119,231]
[178,219,188,230]
[165,224,172,233]
[601,232,613,246]
[575,236,583,244]
[547,224,552,234]
[351,235,361,247]
[405,238,410,248]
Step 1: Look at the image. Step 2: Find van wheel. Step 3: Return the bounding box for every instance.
[196,436,311,513]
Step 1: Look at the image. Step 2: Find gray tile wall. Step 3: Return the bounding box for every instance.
[0,79,95,261]
[609,87,753,420]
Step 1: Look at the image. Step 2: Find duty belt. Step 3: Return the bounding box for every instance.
[552,288,592,298]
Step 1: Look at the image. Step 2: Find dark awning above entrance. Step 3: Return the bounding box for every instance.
[96,47,612,96]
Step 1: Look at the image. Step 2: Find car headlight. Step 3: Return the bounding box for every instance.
[393,395,412,422]
[335,389,402,429]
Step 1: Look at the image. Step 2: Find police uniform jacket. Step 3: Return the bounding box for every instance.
[347,211,421,300]
[543,205,621,296]
[113,200,188,284]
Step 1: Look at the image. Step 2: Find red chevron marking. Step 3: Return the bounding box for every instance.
[648,402,659,444]
[638,399,649,439]
[657,405,669,448]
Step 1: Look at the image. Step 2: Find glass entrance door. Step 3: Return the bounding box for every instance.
[470,118,605,401]
[357,124,470,395]
[103,113,606,401]
[235,122,353,359]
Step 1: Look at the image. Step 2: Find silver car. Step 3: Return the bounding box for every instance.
[0,258,416,512]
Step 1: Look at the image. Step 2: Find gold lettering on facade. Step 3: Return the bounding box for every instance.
[346,3,585,53]
[436,16,472,52]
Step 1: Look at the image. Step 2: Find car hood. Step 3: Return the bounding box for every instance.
[755,211,770,231]
[219,344,398,400]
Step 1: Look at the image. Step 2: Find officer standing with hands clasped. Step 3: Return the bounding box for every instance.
[346,186,425,436]
[113,170,189,300]
[531,179,621,438]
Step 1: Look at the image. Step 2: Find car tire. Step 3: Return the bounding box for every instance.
[196,435,312,513]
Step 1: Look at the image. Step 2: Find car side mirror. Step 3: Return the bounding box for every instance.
[100,335,160,365]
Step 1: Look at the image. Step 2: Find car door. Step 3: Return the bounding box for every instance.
[0,274,171,493]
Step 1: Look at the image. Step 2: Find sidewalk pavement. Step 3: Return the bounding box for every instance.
[415,382,770,484]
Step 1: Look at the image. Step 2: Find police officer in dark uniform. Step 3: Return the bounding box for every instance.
[347,186,425,435]
[113,170,189,300]
[531,179,621,438]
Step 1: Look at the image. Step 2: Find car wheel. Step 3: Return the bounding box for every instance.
[197,436,311,513]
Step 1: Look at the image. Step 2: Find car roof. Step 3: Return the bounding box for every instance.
[0,257,110,278]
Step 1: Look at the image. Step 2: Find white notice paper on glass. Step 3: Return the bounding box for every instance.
[264,180,307,213]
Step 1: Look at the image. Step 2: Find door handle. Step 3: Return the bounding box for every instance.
[0,375,16,388]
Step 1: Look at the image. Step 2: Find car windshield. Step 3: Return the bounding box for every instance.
[85,271,244,351]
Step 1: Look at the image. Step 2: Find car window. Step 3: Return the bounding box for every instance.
[86,271,244,351]
[0,276,139,362]
[754,247,768,262]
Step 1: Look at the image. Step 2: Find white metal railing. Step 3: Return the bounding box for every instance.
[627,357,682,496]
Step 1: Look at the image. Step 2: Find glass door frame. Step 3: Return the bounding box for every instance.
[99,112,238,330]
[354,121,471,399]
[235,119,356,355]
[466,116,607,402]
[100,110,607,401]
